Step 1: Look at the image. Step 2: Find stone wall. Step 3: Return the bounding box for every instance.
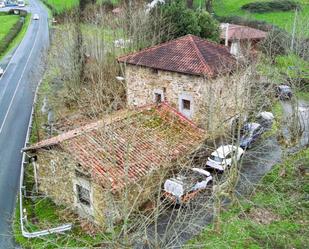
[124,65,246,133]
[35,149,112,228]
[34,148,172,230]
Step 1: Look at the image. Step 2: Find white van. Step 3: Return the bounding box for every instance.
[0,1,5,8]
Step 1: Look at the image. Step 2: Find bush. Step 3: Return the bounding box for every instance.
[197,10,220,42]
[152,0,220,42]
[241,1,301,13]
[0,17,25,55]
[215,15,276,31]
[260,28,291,59]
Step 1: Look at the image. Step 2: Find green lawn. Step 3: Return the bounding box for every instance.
[213,0,309,34]
[187,147,309,248]
[0,15,20,41]
[0,14,30,60]
[97,0,120,5]
[43,0,79,14]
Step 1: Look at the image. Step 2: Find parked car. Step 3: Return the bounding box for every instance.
[0,67,4,77]
[0,2,5,8]
[206,145,244,171]
[256,111,274,128]
[18,0,25,7]
[276,85,292,100]
[33,14,39,20]
[163,168,213,205]
[239,123,264,149]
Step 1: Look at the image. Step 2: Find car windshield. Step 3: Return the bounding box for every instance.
[210,155,224,162]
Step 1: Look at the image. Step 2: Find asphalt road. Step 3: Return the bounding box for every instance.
[0,0,49,247]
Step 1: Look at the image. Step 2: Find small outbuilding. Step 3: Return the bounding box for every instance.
[220,23,267,57]
[24,103,205,229]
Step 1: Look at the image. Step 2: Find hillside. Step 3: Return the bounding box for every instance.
[213,0,309,35]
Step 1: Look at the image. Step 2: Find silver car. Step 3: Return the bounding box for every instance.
[163,168,212,205]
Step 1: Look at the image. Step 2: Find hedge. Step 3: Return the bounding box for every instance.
[214,15,276,32]
[241,1,301,13]
[0,17,25,55]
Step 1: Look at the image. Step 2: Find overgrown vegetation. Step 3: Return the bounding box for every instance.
[14,197,120,249]
[187,147,309,248]
[13,1,309,248]
[42,0,79,15]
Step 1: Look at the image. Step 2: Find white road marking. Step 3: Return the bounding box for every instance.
[0,14,41,135]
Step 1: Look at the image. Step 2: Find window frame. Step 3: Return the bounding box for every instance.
[153,89,165,104]
[73,177,93,216]
[178,93,194,119]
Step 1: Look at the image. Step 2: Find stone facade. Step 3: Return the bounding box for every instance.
[34,148,170,229]
[124,64,246,133]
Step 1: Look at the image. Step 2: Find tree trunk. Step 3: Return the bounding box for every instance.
[187,0,194,9]
[205,0,213,12]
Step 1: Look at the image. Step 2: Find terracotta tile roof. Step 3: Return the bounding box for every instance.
[117,35,236,77]
[25,103,205,191]
[220,23,267,41]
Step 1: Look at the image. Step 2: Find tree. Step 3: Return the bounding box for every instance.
[152,0,220,42]
[197,10,220,42]
[163,0,200,38]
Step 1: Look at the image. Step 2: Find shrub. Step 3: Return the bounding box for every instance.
[215,15,275,32]
[197,10,220,42]
[151,0,220,42]
[241,1,301,13]
[260,28,291,59]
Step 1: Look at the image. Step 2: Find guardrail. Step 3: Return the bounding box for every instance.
[19,79,72,238]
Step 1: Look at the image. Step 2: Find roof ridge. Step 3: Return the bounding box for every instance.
[118,35,193,62]
[23,110,133,151]
[188,35,213,76]
[159,102,204,132]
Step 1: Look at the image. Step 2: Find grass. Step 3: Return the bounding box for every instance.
[275,54,309,80]
[14,198,117,249]
[43,0,79,14]
[97,0,120,5]
[296,91,309,101]
[213,0,309,35]
[0,14,31,60]
[187,147,309,248]
[13,161,121,248]
[0,15,20,41]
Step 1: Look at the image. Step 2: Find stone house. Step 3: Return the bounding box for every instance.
[24,104,205,228]
[220,23,267,57]
[118,34,245,133]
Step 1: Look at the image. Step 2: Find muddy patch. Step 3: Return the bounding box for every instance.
[247,208,280,225]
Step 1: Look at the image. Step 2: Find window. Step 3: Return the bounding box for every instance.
[178,93,193,119]
[153,89,164,103]
[182,99,191,110]
[155,93,162,103]
[76,184,90,206]
[73,177,93,216]
[151,68,159,74]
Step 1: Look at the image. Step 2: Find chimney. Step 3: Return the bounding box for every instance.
[225,23,229,46]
